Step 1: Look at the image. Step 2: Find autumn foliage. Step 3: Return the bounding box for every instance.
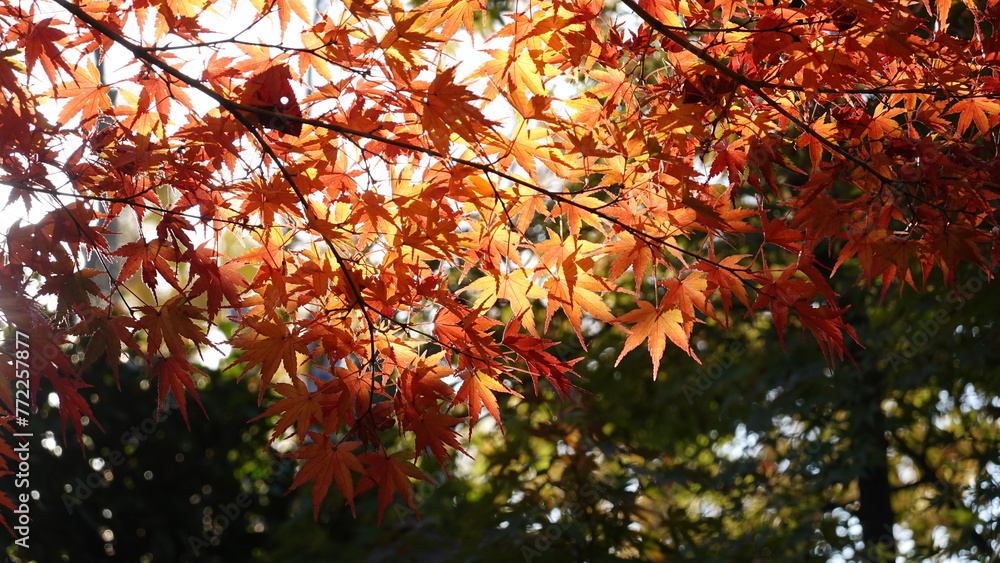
[1,0,999,525]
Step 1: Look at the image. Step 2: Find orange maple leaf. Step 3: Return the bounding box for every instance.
[287,435,364,518]
[462,269,544,332]
[403,409,468,467]
[356,450,435,524]
[229,313,310,402]
[251,376,324,443]
[452,369,521,431]
[615,301,694,377]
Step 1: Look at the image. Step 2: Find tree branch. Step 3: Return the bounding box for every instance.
[51,0,755,284]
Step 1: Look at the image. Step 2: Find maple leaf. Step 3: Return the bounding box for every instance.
[287,435,364,518]
[659,272,713,324]
[50,375,103,450]
[750,261,858,362]
[229,314,310,402]
[760,217,805,253]
[691,255,752,322]
[544,274,614,340]
[461,269,544,330]
[421,66,499,153]
[186,244,248,316]
[948,98,1000,136]
[393,356,456,413]
[792,301,859,365]
[355,449,435,525]
[378,7,443,67]
[76,309,140,386]
[615,301,694,378]
[476,49,547,97]
[402,409,468,468]
[251,376,324,442]
[535,232,615,341]
[20,17,70,84]
[452,369,522,431]
[38,268,105,321]
[833,228,917,295]
[111,238,184,291]
[135,295,213,359]
[432,304,503,362]
[707,140,748,186]
[433,305,468,350]
[503,329,583,398]
[240,64,302,136]
[790,186,844,240]
[602,232,654,284]
[150,356,208,429]
[234,229,294,309]
[53,58,112,125]
[420,0,486,36]
[923,223,987,287]
[238,176,304,226]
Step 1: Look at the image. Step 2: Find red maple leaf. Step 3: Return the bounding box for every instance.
[151,356,208,429]
[240,64,303,136]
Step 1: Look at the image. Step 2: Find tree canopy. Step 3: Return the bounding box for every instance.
[1,0,999,558]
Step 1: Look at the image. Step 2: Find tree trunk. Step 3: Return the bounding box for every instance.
[854,368,896,561]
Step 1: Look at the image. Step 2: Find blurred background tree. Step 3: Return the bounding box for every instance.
[3,261,997,562]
